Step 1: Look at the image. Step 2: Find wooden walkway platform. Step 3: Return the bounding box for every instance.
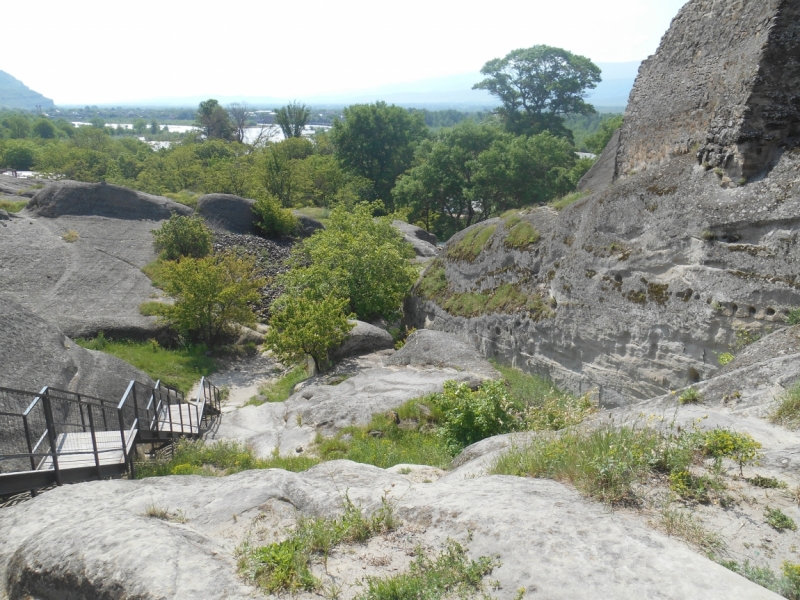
[38,430,136,471]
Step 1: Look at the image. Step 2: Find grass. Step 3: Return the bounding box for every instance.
[143,502,187,523]
[748,475,787,489]
[718,352,735,366]
[491,424,760,506]
[295,206,331,226]
[135,439,319,478]
[417,261,448,302]
[246,366,310,406]
[550,191,586,210]
[720,560,800,599]
[0,198,27,213]
[238,496,397,593]
[139,300,166,316]
[659,506,724,553]
[446,223,497,262]
[765,507,798,532]
[163,190,201,208]
[441,285,555,320]
[679,387,703,404]
[141,259,170,289]
[75,334,216,393]
[771,384,800,429]
[358,539,498,600]
[503,222,540,250]
[788,309,800,326]
[62,230,80,242]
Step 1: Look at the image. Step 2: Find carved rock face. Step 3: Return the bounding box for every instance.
[615,0,800,182]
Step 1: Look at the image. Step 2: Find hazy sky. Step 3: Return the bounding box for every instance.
[6,0,690,105]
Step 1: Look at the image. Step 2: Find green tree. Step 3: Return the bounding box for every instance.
[474,45,601,138]
[1,114,31,139]
[90,117,106,129]
[1,140,37,170]
[133,119,148,134]
[330,102,428,208]
[196,99,234,140]
[281,203,416,321]
[157,252,266,348]
[227,103,252,144]
[583,114,624,154]
[32,118,57,139]
[264,292,354,373]
[275,102,311,139]
[152,214,213,260]
[150,119,160,135]
[250,137,314,207]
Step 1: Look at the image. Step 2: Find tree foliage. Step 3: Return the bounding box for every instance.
[281,203,416,321]
[227,103,252,144]
[196,99,234,140]
[474,45,601,138]
[152,214,213,260]
[156,252,265,348]
[583,114,624,154]
[331,102,428,208]
[264,293,354,373]
[252,193,298,237]
[275,102,311,139]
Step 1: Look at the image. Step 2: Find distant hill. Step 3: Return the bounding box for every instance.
[0,71,55,110]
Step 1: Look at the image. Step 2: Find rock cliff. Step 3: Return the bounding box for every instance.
[406,0,800,405]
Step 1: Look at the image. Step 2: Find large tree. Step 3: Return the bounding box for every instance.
[331,101,428,208]
[196,99,234,140]
[275,102,311,139]
[227,102,251,143]
[474,45,601,139]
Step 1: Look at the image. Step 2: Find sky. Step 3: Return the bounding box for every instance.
[5,0,690,105]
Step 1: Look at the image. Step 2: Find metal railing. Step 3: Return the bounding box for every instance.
[1,376,220,497]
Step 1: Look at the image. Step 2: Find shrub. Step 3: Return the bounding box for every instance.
[721,560,800,598]
[765,507,797,532]
[155,252,265,347]
[679,387,703,404]
[1,140,37,170]
[281,202,417,321]
[429,380,519,453]
[264,293,354,373]
[770,384,800,430]
[788,308,800,326]
[701,429,762,476]
[151,214,213,260]
[253,193,298,237]
[61,230,80,242]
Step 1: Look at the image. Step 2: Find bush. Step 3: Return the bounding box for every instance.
[281,202,417,321]
[718,352,735,366]
[152,214,213,260]
[701,428,762,476]
[765,507,797,532]
[264,293,354,373]
[429,380,519,453]
[156,252,266,347]
[789,308,800,326]
[679,387,703,404]
[253,193,298,237]
[770,384,800,430]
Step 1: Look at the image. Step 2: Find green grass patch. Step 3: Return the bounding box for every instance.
[141,259,170,289]
[765,507,797,532]
[417,261,448,302]
[446,223,497,262]
[136,439,318,478]
[294,206,331,226]
[720,560,800,599]
[491,424,760,506]
[771,384,800,429]
[139,300,166,316]
[788,309,800,325]
[503,222,540,250]
[0,198,27,213]
[238,496,397,593]
[246,366,309,406]
[550,191,586,210]
[441,284,554,320]
[163,190,201,208]
[359,539,498,600]
[679,387,703,404]
[75,335,216,393]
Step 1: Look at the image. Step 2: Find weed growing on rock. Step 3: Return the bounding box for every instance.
[701,429,762,476]
[61,229,79,242]
[748,475,787,489]
[765,507,798,532]
[138,301,166,316]
[788,309,800,326]
[549,191,586,210]
[734,327,761,351]
[357,539,498,600]
[238,497,397,593]
[679,387,703,404]
[136,439,318,478]
[770,384,800,430]
[718,352,735,366]
[658,506,724,553]
[720,560,800,599]
[143,502,188,523]
[246,366,310,406]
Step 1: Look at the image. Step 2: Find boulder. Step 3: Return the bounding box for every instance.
[386,329,499,382]
[28,180,192,220]
[292,211,325,237]
[0,299,153,399]
[392,220,439,260]
[0,183,180,338]
[196,193,256,235]
[0,174,49,198]
[0,462,779,599]
[331,320,394,360]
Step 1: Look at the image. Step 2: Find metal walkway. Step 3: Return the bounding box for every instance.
[0,377,220,497]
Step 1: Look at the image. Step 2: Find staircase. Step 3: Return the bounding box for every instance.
[0,377,220,497]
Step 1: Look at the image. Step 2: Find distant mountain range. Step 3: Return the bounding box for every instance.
[0,71,55,110]
[111,61,641,110]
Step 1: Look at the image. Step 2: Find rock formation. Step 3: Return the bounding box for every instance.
[407,0,800,405]
[196,193,257,235]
